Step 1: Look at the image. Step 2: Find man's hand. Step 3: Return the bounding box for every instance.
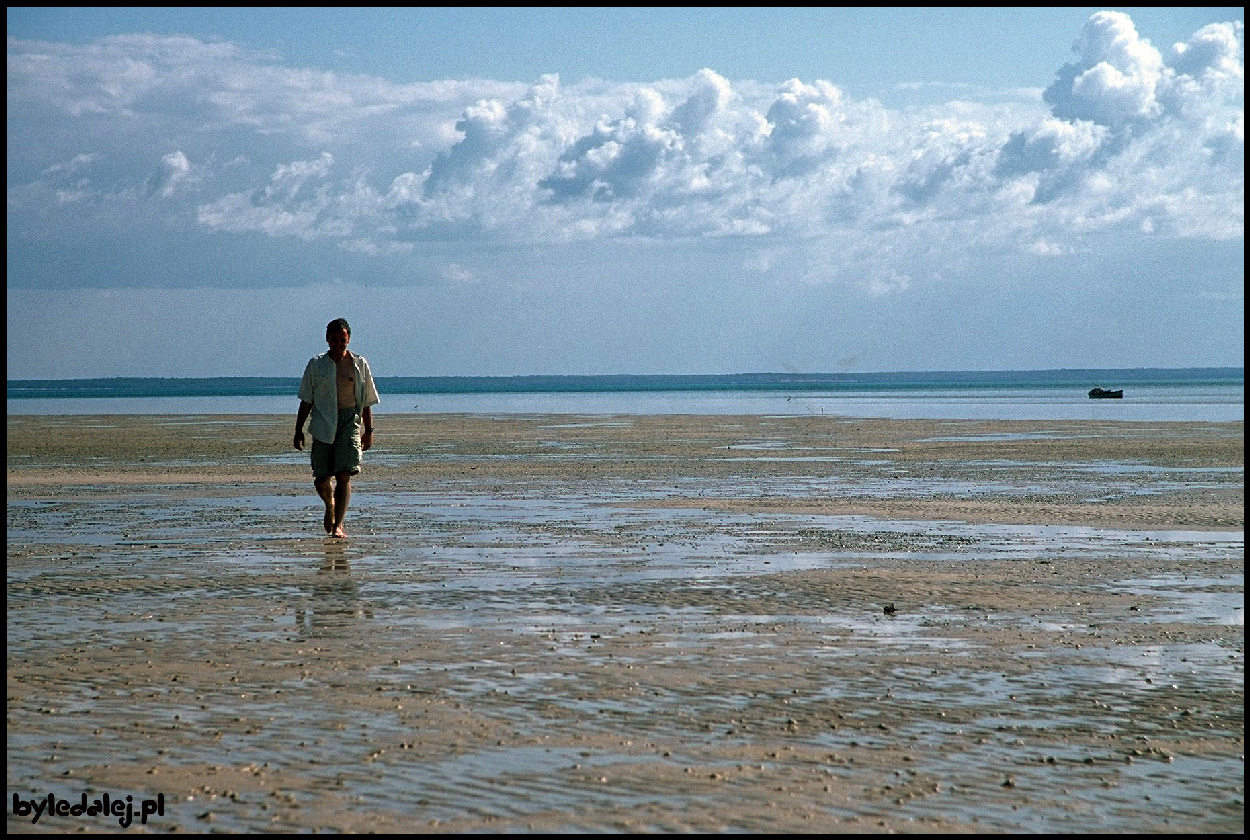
[362,429,373,452]
[293,430,305,451]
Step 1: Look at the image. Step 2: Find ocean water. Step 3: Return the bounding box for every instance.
[6,369,1244,422]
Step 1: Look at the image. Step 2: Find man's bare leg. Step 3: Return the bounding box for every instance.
[315,476,335,534]
[331,472,352,538]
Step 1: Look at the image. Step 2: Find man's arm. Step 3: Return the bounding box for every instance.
[361,406,374,451]
[293,400,313,450]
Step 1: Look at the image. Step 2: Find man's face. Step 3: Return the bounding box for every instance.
[326,327,350,356]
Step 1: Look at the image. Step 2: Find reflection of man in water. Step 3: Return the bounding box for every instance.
[293,318,380,538]
[295,547,373,636]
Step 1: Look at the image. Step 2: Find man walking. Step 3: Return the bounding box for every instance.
[293,318,380,538]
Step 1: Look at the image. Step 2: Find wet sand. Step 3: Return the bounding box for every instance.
[7,413,1244,833]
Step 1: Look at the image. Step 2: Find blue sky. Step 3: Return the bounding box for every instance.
[7,7,1244,378]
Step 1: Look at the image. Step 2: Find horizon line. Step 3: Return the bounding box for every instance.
[8,366,1245,384]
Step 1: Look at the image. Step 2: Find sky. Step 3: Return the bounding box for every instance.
[7,7,1244,379]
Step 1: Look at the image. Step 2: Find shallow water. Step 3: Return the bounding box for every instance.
[7,380,1246,421]
[7,472,1244,832]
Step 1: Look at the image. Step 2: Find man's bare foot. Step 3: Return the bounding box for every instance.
[331,524,347,539]
[323,506,335,533]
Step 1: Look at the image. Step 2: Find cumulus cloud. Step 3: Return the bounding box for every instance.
[762,79,845,179]
[993,117,1111,204]
[1044,13,1244,134]
[996,118,1107,177]
[668,67,734,137]
[1044,11,1166,127]
[539,90,678,202]
[6,11,1244,290]
[1170,21,1244,79]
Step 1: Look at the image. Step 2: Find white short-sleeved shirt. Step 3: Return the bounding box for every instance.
[298,351,380,444]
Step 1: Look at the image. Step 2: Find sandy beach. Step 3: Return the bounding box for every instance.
[7,413,1244,833]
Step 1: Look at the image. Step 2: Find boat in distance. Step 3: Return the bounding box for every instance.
[1088,387,1124,399]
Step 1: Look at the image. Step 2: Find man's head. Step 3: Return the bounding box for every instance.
[326,318,351,340]
[326,318,351,358]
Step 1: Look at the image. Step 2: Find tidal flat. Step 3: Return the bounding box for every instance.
[7,413,1244,832]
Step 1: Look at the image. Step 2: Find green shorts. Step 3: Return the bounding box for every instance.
[311,408,363,478]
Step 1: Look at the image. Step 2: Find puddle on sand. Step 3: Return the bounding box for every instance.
[921,431,1075,442]
[1112,574,1244,625]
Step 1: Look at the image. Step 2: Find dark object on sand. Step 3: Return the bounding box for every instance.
[1088,387,1124,399]
[883,603,896,615]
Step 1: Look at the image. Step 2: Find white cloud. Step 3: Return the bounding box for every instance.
[1027,238,1067,256]
[42,153,100,176]
[6,12,1244,293]
[1043,11,1167,127]
[1170,22,1244,79]
[149,150,193,198]
[761,78,845,179]
[264,152,335,201]
[440,263,476,283]
[196,192,324,238]
[195,153,341,239]
[1045,13,1245,142]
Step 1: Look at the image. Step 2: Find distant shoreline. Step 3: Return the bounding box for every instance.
[8,367,1245,399]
